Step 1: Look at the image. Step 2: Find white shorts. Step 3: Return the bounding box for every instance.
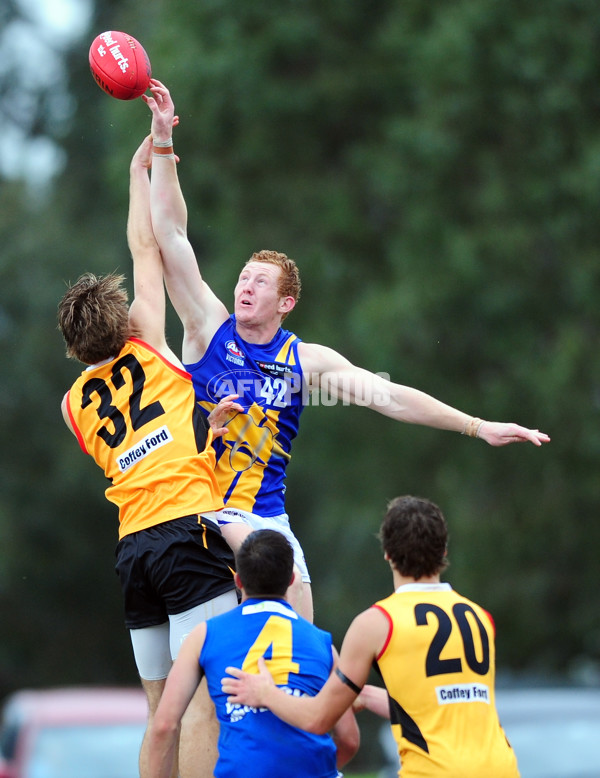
[213,507,311,584]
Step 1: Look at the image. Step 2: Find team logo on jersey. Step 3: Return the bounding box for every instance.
[225,340,245,366]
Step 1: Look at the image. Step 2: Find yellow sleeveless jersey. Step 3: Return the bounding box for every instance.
[374,583,520,778]
[65,339,224,539]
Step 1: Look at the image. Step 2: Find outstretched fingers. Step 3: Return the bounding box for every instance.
[221,658,273,707]
[143,79,176,140]
[478,421,551,447]
[221,667,252,705]
[208,395,243,438]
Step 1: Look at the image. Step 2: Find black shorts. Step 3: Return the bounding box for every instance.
[115,514,236,629]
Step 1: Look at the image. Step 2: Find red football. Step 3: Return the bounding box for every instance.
[89,31,151,100]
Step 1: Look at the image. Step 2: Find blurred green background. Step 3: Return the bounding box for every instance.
[1,0,599,770]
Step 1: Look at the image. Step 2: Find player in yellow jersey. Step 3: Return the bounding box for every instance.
[57,135,242,778]
[222,495,520,778]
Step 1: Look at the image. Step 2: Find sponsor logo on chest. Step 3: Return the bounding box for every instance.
[256,360,294,379]
[116,425,173,472]
[436,683,490,705]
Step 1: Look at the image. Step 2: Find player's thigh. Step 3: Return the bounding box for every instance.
[168,589,238,659]
[219,521,253,552]
[130,622,172,682]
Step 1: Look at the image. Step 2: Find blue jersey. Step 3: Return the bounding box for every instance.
[201,598,339,778]
[185,316,305,517]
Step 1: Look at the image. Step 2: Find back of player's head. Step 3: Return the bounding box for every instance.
[379,495,449,580]
[58,272,129,365]
[246,250,301,308]
[236,529,294,597]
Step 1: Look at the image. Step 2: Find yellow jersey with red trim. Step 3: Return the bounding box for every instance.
[65,338,224,539]
[374,583,520,778]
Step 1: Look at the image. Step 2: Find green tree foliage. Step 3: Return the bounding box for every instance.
[1,0,599,739]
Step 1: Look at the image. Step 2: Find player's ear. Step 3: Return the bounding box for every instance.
[278,295,296,315]
[234,572,243,590]
[288,570,296,588]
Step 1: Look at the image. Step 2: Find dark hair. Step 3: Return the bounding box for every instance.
[57,273,129,364]
[235,529,294,596]
[379,496,449,579]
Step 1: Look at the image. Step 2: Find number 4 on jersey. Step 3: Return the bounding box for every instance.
[241,615,300,684]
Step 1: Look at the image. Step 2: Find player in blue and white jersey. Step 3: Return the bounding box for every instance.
[144,530,359,778]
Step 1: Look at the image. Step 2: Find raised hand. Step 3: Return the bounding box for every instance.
[143,78,177,143]
[208,394,244,439]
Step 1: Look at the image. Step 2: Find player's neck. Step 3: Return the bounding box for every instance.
[392,572,440,588]
[235,318,281,345]
[241,592,286,602]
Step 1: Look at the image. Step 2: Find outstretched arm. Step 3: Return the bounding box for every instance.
[143,79,229,364]
[298,342,550,447]
[353,684,391,719]
[222,608,385,735]
[126,135,180,364]
[222,657,358,738]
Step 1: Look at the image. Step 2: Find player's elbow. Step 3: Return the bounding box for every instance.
[345,722,361,756]
[152,203,188,241]
[151,712,180,744]
[332,708,360,767]
[335,725,360,767]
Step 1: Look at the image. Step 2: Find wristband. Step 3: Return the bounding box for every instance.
[462,417,484,438]
[152,146,175,158]
[153,137,174,158]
